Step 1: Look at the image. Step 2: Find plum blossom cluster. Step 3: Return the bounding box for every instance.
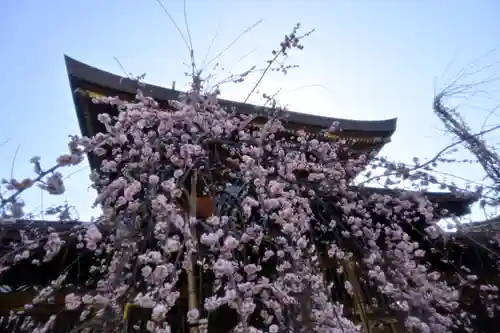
[1,28,499,333]
[0,81,499,333]
[75,87,369,333]
[0,137,88,221]
[4,80,484,333]
[0,83,499,333]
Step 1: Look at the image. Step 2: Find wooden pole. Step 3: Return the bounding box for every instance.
[187,171,199,333]
[344,261,371,333]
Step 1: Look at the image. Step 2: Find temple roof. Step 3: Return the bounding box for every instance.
[355,186,477,217]
[457,215,500,234]
[64,55,397,139]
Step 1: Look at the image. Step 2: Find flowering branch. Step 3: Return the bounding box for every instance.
[1,22,500,333]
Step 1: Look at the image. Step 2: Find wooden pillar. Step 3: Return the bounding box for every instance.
[344,261,372,333]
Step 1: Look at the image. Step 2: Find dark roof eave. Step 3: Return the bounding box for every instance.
[355,186,478,217]
[2,187,476,235]
[64,55,397,135]
[457,215,500,233]
[357,186,479,204]
[0,219,85,233]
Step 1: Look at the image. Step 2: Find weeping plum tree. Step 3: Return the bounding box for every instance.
[0,23,500,333]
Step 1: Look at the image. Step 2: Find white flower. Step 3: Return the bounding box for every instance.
[124,180,142,201]
[187,308,200,324]
[142,265,153,278]
[64,293,81,310]
[152,304,167,321]
[164,238,181,253]
[149,175,160,185]
[40,172,65,195]
[85,224,102,250]
[223,235,239,250]
[200,232,220,246]
[213,259,234,277]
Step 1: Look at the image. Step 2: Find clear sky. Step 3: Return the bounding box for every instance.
[0,0,499,222]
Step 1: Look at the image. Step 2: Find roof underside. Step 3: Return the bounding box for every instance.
[64,55,397,138]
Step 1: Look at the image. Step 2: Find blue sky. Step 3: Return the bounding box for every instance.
[0,0,499,222]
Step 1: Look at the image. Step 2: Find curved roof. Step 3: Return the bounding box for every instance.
[457,215,500,234]
[64,55,397,137]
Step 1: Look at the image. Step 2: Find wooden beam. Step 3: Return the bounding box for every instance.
[0,279,191,312]
[0,290,67,312]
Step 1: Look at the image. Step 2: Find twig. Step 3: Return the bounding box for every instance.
[10,144,20,181]
[359,124,500,186]
[113,57,131,79]
[155,0,192,53]
[244,52,281,103]
[201,25,220,70]
[1,165,59,209]
[203,19,264,72]
[0,138,11,149]
[183,0,196,75]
